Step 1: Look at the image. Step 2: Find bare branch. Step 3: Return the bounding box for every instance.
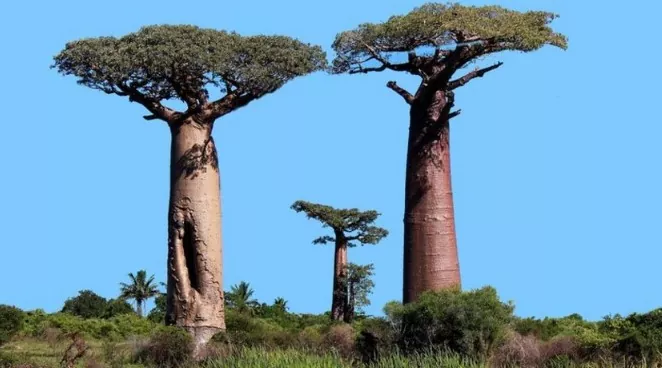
[448,110,462,119]
[208,92,256,119]
[117,84,178,122]
[448,62,504,90]
[346,40,413,75]
[142,114,159,121]
[386,81,414,105]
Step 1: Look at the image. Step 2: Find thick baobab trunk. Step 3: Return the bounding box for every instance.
[331,232,348,321]
[402,92,461,303]
[166,119,225,354]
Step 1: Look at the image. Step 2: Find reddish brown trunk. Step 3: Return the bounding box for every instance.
[165,118,225,353]
[331,231,348,321]
[403,91,461,303]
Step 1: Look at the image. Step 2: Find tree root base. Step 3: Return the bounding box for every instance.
[184,326,223,359]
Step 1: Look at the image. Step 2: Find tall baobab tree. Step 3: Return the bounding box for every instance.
[53,25,326,349]
[291,201,388,321]
[331,3,567,302]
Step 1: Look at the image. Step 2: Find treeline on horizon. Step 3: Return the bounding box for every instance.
[2,276,662,368]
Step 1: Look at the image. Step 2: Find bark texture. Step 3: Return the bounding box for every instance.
[165,119,224,354]
[403,92,461,303]
[331,232,348,321]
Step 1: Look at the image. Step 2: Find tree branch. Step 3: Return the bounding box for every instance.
[448,62,504,90]
[386,81,414,104]
[117,84,178,122]
[347,41,413,75]
[448,110,462,119]
[208,91,256,119]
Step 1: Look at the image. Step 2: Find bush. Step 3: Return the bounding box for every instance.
[388,286,514,357]
[103,298,135,318]
[61,290,109,319]
[0,305,24,346]
[322,324,356,358]
[490,331,541,368]
[147,294,166,324]
[135,327,193,368]
[21,311,158,340]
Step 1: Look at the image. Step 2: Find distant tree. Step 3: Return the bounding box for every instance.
[344,263,375,323]
[104,298,135,318]
[119,270,160,317]
[53,25,326,348]
[291,201,388,321]
[0,305,24,346]
[148,293,167,324]
[226,281,259,315]
[61,290,108,319]
[273,297,289,313]
[332,3,567,302]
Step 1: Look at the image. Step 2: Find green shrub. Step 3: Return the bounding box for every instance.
[0,305,24,346]
[387,286,514,357]
[61,290,109,319]
[147,294,167,324]
[103,298,135,318]
[135,326,193,368]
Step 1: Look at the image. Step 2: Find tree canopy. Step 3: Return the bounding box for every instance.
[53,25,327,122]
[291,200,388,247]
[331,2,566,102]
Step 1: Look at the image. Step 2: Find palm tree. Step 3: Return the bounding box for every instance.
[226,281,258,314]
[119,270,160,317]
[273,297,288,313]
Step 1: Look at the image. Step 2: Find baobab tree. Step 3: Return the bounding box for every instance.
[53,25,326,349]
[331,3,567,302]
[291,200,388,321]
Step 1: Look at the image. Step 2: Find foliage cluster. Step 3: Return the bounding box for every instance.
[0,305,24,347]
[61,290,134,320]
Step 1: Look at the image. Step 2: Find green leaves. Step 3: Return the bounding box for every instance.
[332,2,567,74]
[53,25,327,113]
[290,200,389,247]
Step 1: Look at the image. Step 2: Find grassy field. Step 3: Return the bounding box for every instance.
[1,337,650,368]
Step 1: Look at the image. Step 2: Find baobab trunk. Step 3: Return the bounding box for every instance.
[331,232,348,321]
[166,119,225,353]
[403,94,461,303]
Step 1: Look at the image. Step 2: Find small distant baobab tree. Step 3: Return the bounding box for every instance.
[331,3,567,303]
[53,25,326,349]
[291,200,388,321]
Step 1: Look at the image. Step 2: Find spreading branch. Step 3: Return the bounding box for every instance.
[386,81,414,104]
[448,62,504,90]
[208,92,256,119]
[347,41,413,75]
[117,84,177,122]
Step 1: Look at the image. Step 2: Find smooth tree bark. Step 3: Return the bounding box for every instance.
[53,25,326,353]
[291,201,387,321]
[166,118,224,345]
[332,3,567,303]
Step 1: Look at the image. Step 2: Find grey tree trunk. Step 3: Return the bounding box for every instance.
[165,119,225,355]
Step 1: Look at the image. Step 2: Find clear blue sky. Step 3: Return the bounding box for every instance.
[0,0,660,321]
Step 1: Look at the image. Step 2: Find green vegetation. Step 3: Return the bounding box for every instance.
[0,305,24,347]
[4,283,662,367]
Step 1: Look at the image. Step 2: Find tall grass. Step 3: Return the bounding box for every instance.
[201,348,486,368]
